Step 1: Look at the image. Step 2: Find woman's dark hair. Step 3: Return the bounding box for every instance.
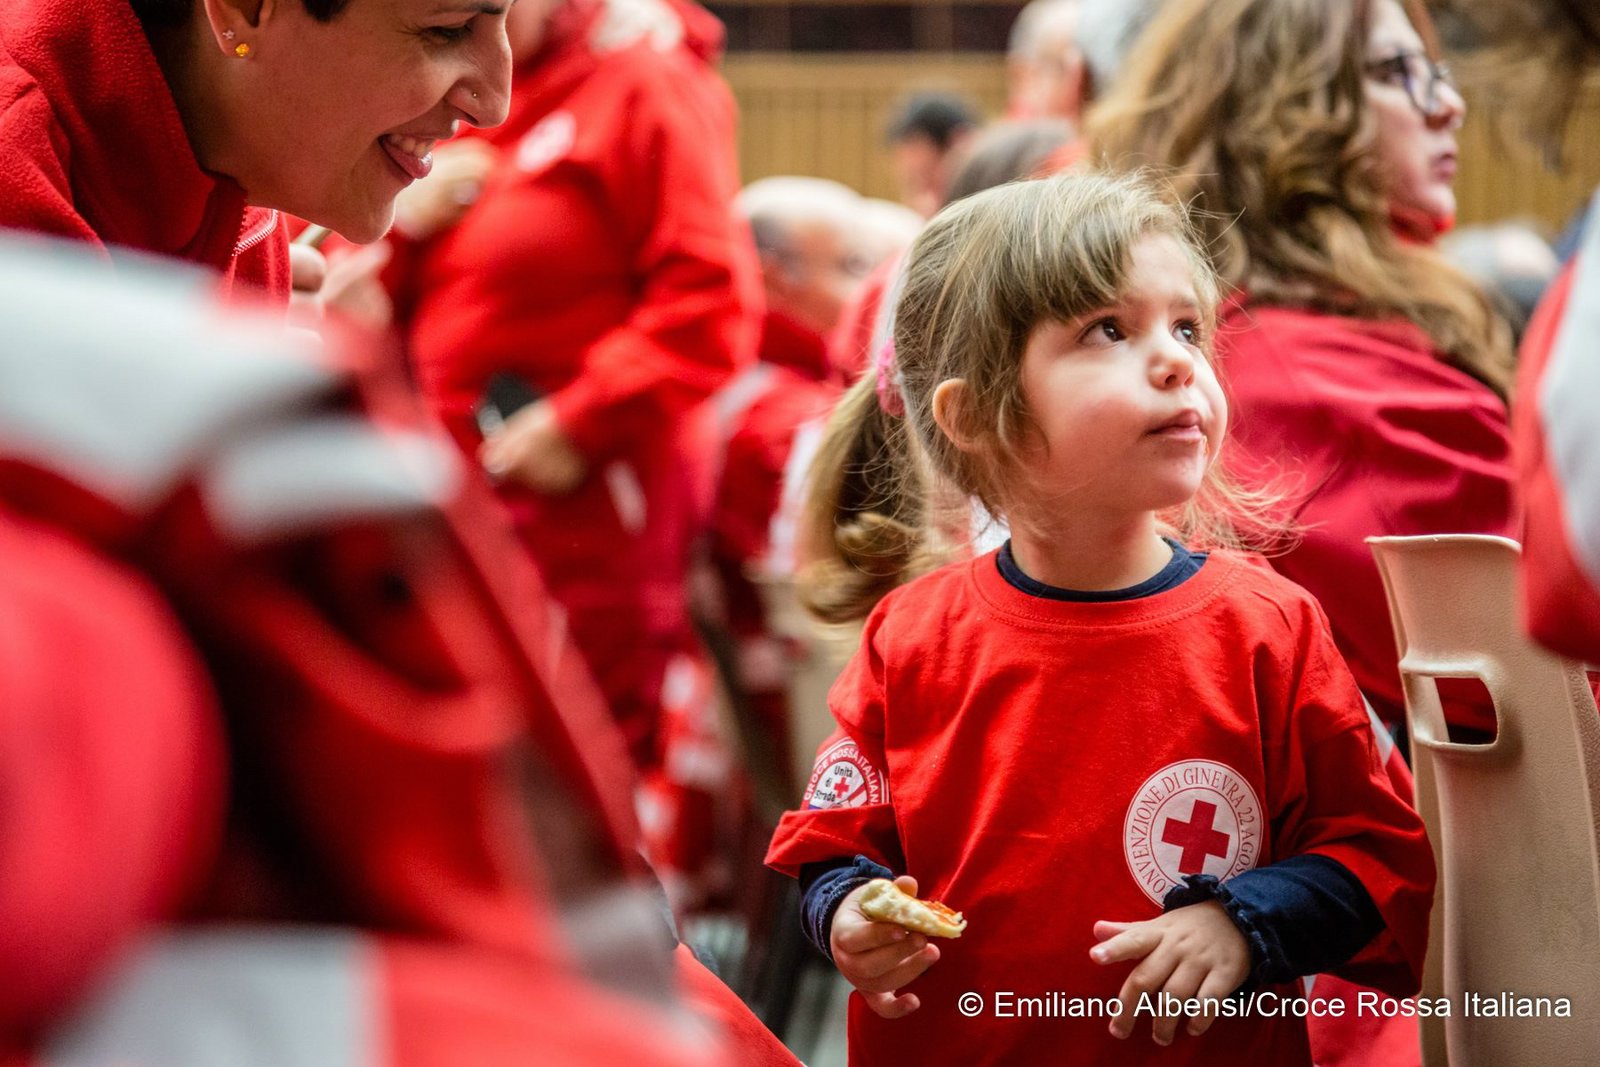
[130,0,352,28]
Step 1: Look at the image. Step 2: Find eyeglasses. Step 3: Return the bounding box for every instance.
[1364,51,1458,118]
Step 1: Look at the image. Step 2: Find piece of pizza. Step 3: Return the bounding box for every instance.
[856,878,967,939]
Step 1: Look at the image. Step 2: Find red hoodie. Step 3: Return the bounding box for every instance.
[0,0,289,300]
[401,0,757,458]
[396,0,760,764]
[1217,301,1516,736]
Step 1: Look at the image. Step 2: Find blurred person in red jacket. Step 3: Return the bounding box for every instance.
[1453,0,1600,664]
[1005,0,1085,121]
[738,176,896,385]
[1091,2,1517,1064]
[701,179,913,780]
[387,0,762,772]
[0,0,512,306]
[0,236,796,1066]
[633,179,910,912]
[1516,229,1600,665]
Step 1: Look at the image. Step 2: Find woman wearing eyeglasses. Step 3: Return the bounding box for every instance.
[1091,0,1513,738]
[1090,6,1512,1060]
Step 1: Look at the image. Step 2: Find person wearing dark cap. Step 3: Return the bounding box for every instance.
[884,91,979,218]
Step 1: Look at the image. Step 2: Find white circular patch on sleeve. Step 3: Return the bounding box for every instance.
[1123,759,1263,904]
[802,738,886,810]
[516,111,576,176]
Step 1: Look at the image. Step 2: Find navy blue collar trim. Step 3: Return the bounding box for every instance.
[997,538,1208,602]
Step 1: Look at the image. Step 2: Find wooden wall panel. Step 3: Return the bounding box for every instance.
[723,54,1008,201]
[723,53,1600,232]
[1455,78,1600,232]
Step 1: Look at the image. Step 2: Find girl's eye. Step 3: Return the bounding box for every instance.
[1175,320,1202,345]
[1082,318,1123,344]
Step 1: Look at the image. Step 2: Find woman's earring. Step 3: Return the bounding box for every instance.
[223,29,236,40]
[234,42,252,58]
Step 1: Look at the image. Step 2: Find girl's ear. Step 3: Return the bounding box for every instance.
[931,378,983,454]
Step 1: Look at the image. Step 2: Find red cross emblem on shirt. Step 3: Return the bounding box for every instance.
[1161,800,1232,873]
[803,739,885,809]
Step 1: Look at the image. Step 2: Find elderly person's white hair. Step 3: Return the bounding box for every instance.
[736,176,882,336]
[736,176,865,251]
[858,199,923,258]
[1007,0,1079,62]
[1076,0,1166,100]
[1005,0,1091,121]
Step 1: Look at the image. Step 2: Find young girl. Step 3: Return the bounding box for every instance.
[765,172,1435,1064]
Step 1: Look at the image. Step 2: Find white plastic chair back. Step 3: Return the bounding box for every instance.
[1370,534,1600,1066]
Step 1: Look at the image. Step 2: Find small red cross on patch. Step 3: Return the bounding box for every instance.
[1161,800,1231,873]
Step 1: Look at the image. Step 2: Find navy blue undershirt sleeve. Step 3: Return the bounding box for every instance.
[799,855,896,960]
[1163,854,1385,986]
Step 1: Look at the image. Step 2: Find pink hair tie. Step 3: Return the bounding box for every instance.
[873,338,906,417]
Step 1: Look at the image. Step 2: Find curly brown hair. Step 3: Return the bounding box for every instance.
[1087,0,1513,394]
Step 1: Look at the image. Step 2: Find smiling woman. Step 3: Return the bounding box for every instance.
[0,0,512,301]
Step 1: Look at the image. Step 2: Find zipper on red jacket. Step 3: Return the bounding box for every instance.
[234,210,281,256]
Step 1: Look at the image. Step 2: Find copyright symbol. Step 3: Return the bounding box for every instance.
[958,992,983,1017]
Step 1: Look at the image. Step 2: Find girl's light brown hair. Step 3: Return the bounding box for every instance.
[1086,0,1513,395]
[800,171,1274,623]
[797,372,946,624]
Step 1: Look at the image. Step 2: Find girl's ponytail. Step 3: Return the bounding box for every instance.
[796,374,939,624]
